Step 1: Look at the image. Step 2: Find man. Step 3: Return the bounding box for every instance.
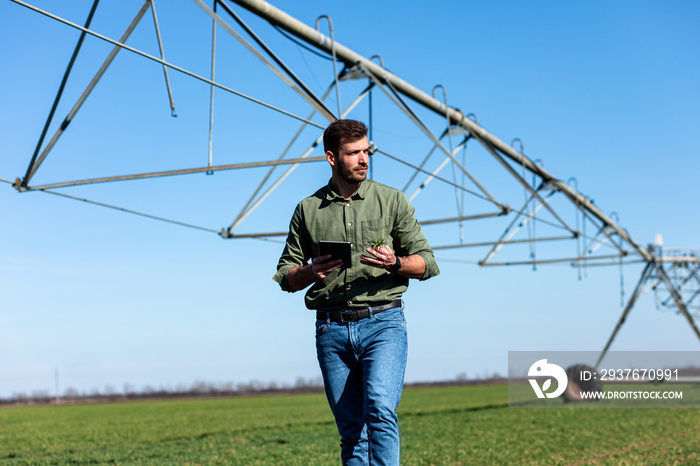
[273,119,439,465]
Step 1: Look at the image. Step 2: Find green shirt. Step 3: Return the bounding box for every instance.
[273,179,440,311]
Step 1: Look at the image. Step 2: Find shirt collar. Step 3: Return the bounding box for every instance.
[324,179,368,201]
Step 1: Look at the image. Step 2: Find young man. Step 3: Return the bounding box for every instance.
[273,119,439,465]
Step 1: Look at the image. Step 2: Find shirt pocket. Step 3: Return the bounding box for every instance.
[362,217,393,251]
[361,218,394,279]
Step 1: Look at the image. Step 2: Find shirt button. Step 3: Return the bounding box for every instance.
[347,222,351,226]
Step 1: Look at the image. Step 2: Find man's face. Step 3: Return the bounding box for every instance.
[331,136,370,184]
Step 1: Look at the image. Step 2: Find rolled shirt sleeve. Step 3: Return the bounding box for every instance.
[272,203,310,292]
[391,190,440,280]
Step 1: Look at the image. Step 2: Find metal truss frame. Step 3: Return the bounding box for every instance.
[596,249,700,368]
[7,0,699,350]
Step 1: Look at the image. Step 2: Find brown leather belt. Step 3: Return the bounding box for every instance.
[316,299,402,323]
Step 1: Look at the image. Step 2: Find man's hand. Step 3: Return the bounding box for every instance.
[361,245,427,279]
[287,254,343,291]
[311,254,344,279]
[360,245,397,270]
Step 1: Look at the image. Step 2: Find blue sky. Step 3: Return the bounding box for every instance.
[1,0,699,398]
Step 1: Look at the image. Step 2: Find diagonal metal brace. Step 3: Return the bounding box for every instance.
[21,0,100,189]
[23,0,151,185]
[473,132,576,235]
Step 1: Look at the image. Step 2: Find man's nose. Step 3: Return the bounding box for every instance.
[359,152,369,165]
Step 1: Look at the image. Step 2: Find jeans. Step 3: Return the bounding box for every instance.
[315,307,408,466]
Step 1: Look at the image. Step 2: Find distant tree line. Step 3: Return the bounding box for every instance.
[6,365,698,406]
[1,377,326,406]
[0,371,524,406]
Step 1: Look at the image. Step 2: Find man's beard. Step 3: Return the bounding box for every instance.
[337,159,367,184]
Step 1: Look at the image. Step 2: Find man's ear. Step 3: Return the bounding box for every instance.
[326,150,336,167]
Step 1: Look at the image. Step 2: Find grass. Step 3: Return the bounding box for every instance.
[0,384,698,464]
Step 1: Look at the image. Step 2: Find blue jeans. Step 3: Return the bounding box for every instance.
[315,307,408,466]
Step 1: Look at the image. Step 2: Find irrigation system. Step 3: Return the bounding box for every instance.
[6,0,700,365]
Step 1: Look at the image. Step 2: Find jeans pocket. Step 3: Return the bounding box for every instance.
[315,320,328,338]
[373,308,405,322]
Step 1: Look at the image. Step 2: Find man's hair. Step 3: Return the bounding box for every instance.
[323,119,368,154]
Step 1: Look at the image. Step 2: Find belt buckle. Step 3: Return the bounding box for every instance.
[339,311,351,323]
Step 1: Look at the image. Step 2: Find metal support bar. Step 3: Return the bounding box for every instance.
[206,0,337,121]
[473,132,576,236]
[480,253,629,267]
[407,136,469,202]
[36,188,220,234]
[207,0,217,168]
[459,135,469,244]
[595,262,655,369]
[585,232,612,255]
[21,0,100,188]
[402,128,455,192]
[568,177,583,279]
[654,256,700,264]
[149,0,176,117]
[584,224,622,255]
[315,15,341,117]
[432,85,461,220]
[24,0,151,183]
[576,206,628,282]
[432,85,453,152]
[223,231,287,238]
[481,191,555,264]
[574,260,646,268]
[23,156,327,190]
[364,66,502,208]
[419,211,506,226]
[434,235,575,251]
[382,80,498,206]
[376,148,503,204]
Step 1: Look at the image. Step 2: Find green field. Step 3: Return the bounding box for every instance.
[1,384,698,465]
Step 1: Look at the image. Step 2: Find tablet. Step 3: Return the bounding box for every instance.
[319,240,352,268]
